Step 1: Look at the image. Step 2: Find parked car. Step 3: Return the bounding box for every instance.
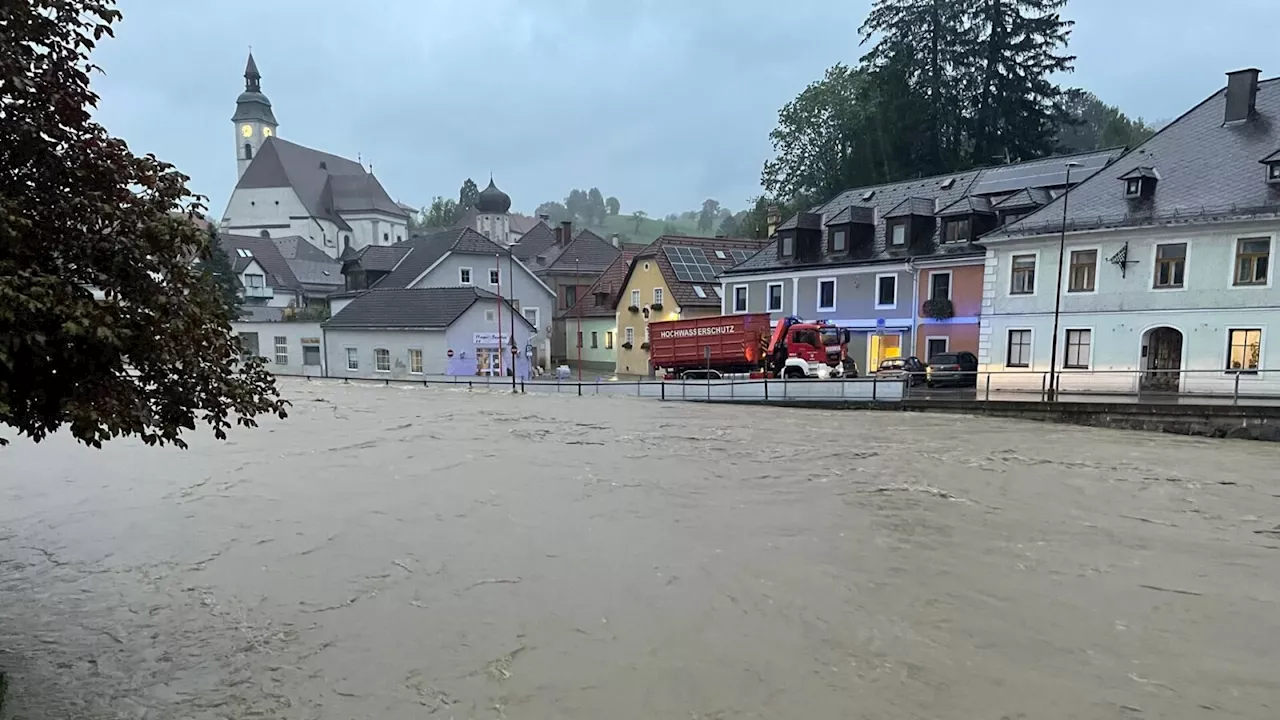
[927,351,979,387]
[876,356,927,385]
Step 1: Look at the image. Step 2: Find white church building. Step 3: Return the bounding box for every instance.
[220,53,409,259]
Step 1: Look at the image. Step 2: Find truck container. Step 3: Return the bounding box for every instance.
[648,313,771,377]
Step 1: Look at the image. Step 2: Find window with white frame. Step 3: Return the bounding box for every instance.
[625,327,635,345]
[244,273,264,287]
[766,282,784,312]
[1226,328,1262,373]
[1154,243,1186,288]
[374,348,391,372]
[1234,237,1270,286]
[408,348,423,374]
[781,235,794,257]
[733,285,748,313]
[459,267,473,285]
[929,272,951,301]
[653,287,663,306]
[1006,329,1031,367]
[817,278,836,311]
[489,268,500,285]
[346,347,359,371]
[831,229,847,253]
[523,307,539,333]
[1064,329,1091,369]
[605,331,614,349]
[876,275,896,308]
[1068,250,1097,292]
[1010,254,1036,294]
[630,289,641,308]
[926,337,949,359]
[273,336,288,365]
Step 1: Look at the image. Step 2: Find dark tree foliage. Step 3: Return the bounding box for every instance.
[534,201,567,224]
[195,227,241,314]
[859,0,973,172]
[605,196,620,216]
[697,199,721,232]
[586,187,606,224]
[419,196,459,229]
[458,178,479,212]
[969,0,1075,164]
[0,0,287,447]
[1056,88,1157,153]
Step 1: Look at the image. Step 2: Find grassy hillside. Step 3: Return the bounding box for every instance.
[578,214,712,247]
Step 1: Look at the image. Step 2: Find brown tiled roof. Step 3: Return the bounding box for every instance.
[561,248,640,319]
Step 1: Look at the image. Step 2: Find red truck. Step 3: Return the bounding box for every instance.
[648,313,857,379]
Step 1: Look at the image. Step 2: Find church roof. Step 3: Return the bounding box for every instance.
[234,137,407,230]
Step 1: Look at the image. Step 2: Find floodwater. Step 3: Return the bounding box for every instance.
[2,380,1278,719]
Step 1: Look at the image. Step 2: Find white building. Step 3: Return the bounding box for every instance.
[980,69,1279,396]
[221,53,408,259]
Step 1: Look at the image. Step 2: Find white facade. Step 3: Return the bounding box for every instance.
[232,321,326,376]
[235,119,276,179]
[222,186,340,250]
[980,219,1279,395]
[476,212,513,246]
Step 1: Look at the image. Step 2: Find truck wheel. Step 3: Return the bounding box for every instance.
[783,367,804,379]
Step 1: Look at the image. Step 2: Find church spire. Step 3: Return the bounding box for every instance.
[244,51,261,92]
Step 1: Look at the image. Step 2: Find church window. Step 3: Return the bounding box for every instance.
[259,230,270,238]
[383,232,389,243]
[243,143,252,160]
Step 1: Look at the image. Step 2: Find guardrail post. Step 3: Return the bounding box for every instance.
[520,379,525,394]
[984,373,991,403]
[764,375,769,400]
[1234,371,1241,406]
[1040,373,1047,402]
[872,374,877,401]
[731,379,735,399]
[661,380,665,401]
[577,381,582,397]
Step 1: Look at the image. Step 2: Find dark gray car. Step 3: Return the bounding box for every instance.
[926,351,979,387]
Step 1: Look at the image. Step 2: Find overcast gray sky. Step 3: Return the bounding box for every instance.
[93,0,1277,219]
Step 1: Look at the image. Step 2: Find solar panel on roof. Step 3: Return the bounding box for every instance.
[663,246,719,283]
[729,249,754,264]
[971,153,1114,196]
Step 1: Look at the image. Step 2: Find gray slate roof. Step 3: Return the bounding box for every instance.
[993,77,1280,238]
[511,221,558,261]
[545,229,622,273]
[323,287,534,330]
[726,146,1123,276]
[221,234,301,290]
[372,227,508,289]
[345,245,410,273]
[234,137,407,232]
[266,235,342,290]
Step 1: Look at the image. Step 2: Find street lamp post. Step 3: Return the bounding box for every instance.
[1047,160,1082,402]
[509,248,517,392]
[575,257,582,382]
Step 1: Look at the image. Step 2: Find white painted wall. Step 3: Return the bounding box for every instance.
[339,211,408,250]
[222,187,345,258]
[325,329,448,380]
[232,321,325,376]
[980,220,1280,394]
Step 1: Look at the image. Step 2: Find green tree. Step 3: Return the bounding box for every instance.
[698,199,721,232]
[458,178,479,212]
[762,64,911,202]
[565,189,589,223]
[196,227,241,314]
[605,196,620,216]
[859,0,974,173]
[631,210,648,233]
[716,213,740,237]
[1056,88,1156,153]
[587,187,606,224]
[535,201,567,224]
[0,0,287,447]
[969,0,1075,164]
[422,196,459,228]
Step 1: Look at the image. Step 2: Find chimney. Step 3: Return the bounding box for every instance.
[538,212,550,223]
[610,233,620,248]
[559,220,572,246]
[1225,68,1261,124]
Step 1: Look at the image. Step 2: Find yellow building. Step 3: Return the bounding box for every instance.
[613,235,771,376]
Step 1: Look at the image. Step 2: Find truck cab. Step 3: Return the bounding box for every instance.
[769,317,857,379]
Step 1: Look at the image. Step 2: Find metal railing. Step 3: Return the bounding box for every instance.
[904,367,1280,406]
[281,366,1280,407]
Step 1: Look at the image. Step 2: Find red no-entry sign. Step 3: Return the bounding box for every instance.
[447,349,455,358]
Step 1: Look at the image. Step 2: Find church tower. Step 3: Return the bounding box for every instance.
[475,177,513,246]
[232,52,278,178]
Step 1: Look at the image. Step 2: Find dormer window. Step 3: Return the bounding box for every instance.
[890,223,906,246]
[780,234,795,257]
[1261,151,1280,185]
[1119,167,1159,199]
[943,217,971,244]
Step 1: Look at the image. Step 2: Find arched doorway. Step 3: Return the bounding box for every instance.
[1140,326,1183,392]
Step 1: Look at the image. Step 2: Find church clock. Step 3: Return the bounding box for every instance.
[262,127,273,137]
[241,123,253,138]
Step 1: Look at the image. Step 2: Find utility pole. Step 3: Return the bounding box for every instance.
[509,248,517,392]
[1047,161,1081,402]
[575,258,582,382]
[494,253,502,377]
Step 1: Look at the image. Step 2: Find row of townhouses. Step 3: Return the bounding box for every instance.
[703,68,1275,394]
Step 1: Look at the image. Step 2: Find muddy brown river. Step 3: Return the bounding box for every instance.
[2,380,1278,719]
